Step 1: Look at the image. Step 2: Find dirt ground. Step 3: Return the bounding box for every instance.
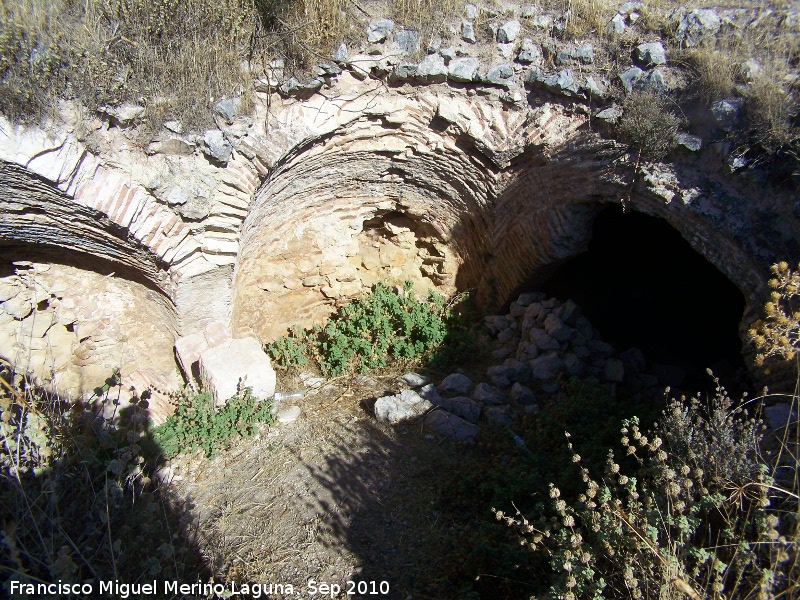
[164,370,493,600]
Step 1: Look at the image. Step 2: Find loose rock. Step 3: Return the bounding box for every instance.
[434,396,482,423]
[556,44,594,65]
[675,8,720,47]
[529,353,563,380]
[374,389,432,423]
[461,20,477,43]
[201,130,233,164]
[497,20,521,43]
[711,99,744,131]
[416,54,448,81]
[516,39,542,64]
[675,132,702,151]
[619,66,644,93]
[439,373,473,395]
[199,337,276,405]
[399,372,431,387]
[425,410,478,442]
[448,57,480,82]
[392,29,420,54]
[484,63,515,87]
[368,19,394,43]
[510,382,536,405]
[606,13,626,35]
[634,42,667,67]
[213,97,241,123]
[473,382,504,405]
[529,328,560,350]
[635,68,670,94]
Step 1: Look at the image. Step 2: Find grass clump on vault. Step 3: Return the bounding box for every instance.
[266,281,473,377]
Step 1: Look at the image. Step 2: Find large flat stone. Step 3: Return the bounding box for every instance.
[199,337,276,405]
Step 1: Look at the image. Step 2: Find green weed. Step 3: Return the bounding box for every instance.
[267,281,472,377]
[152,386,274,459]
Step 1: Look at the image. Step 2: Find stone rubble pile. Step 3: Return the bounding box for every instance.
[374,290,671,442]
[246,1,784,153]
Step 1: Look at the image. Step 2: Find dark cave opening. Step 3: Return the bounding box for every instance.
[540,203,747,388]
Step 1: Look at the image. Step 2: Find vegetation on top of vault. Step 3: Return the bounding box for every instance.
[266,280,474,377]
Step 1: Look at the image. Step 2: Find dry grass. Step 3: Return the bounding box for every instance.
[682,48,736,105]
[390,0,459,46]
[0,0,351,131]
[268,0,350,69]
[561,0,610,38]
[746,75,800,155]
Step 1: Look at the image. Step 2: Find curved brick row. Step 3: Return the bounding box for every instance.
[0,76,785,392]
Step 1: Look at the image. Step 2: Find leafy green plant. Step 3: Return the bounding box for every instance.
[266,325,309,369]
[497,377,798,600]
[152,386,274,459]
[267,281,471,377]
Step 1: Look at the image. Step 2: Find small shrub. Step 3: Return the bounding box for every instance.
[267,281,470,377]
[618,91,681,161]
[498,379,798,599]
[749,261,800,368]
[152,386,274,459]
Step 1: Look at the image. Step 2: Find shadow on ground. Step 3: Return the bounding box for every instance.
[0,379,211,598]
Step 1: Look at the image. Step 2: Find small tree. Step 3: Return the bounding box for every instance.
[618,92,681,161]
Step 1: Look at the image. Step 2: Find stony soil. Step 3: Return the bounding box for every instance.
[164,371,491,600]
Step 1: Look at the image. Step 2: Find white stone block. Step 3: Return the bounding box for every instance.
[199,337,276,405]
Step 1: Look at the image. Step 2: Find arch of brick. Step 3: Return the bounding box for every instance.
[0,77,781,398]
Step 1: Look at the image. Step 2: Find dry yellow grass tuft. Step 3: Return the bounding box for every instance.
[683,48,735,105]
[271,0,349,69]
[561,0,610,38]
[391,0,458,42]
